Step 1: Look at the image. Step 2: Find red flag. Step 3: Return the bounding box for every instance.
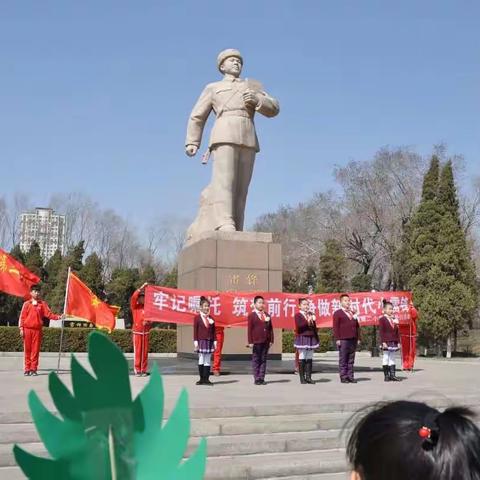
[0,248,40,298]
[65,272,118,332]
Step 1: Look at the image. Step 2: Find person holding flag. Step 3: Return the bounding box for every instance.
[130,283,150,377]
[19,285,64,376]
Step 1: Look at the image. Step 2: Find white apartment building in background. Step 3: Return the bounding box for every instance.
[19,208,66,260]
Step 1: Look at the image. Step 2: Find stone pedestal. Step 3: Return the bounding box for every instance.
[177,231,283,360]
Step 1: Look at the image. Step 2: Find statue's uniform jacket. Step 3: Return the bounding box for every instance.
[185,77,279,152]
[185,77,279,237]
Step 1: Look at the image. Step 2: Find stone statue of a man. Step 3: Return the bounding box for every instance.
[185,48,279,241]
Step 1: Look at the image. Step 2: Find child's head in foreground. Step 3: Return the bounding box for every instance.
[347,400,480,480]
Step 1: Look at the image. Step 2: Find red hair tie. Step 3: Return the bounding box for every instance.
[418,426,431,439]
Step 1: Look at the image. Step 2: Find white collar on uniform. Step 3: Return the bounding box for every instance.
[255,309,270,321]
[201,312,214,325]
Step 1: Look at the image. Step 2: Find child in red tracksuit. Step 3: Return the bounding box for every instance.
[130,283,150,376]
[212,325,225,376]
[19,285,62,376]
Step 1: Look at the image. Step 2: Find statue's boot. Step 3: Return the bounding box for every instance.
[218,224,236,232]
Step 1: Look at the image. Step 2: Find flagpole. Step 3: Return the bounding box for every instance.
[409,316,414,373]
[57,267,71,374]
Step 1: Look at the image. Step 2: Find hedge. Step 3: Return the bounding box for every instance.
[1,326,370,354]
[0,326,176,353]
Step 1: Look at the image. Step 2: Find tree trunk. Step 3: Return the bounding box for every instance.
[446,336,452,359]
[453,328,458,353]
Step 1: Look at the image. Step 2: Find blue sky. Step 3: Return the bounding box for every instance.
[1,1,479,232]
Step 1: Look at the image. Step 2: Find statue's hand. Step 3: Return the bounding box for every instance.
[243,89,259,107]
[185,145,198,157]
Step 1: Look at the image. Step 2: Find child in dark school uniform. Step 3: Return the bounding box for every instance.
[294,298,319,384]
[193,296,217,386]
[378,300,401,382]
[247,296,274,385]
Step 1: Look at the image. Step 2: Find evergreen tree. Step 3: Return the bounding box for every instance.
[435,161,478,346]
[24,241,44,280]
[44,250,63,294]
[283,271,300,293]
[139,264,157,285]
[392,221,411,290]
[106,268,140,327]
[10,244,26,264]
[404,156,443,348]
[405,156,478,351]
[66,241,85,272]
[161,267,178,288]
[438,160,460,219]
[316,239,347,293]
[80,253,104,297]
[49,241,85,311]
[301,266,317,293]
[350,273,373,292]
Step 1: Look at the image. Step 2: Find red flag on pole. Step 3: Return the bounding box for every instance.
[65,271,118,332]
[0,248,40,298]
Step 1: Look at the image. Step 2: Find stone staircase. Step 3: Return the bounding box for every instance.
[1,398,479,479]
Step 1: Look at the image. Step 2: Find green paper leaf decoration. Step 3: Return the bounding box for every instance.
[13,446,67,478]
[175,438,207,480]
[49,372,82,423]
[28,390,86,460]
[13,331,207,480]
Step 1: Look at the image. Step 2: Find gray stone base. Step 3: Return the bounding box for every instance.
[177,231,283,357]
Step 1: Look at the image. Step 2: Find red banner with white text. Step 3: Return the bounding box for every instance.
[144,286,413,329]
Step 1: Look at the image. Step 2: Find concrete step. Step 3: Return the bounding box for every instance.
[0,412,352,444]
[0,467,24,480]
[2,394,479,426]
[204,449,347,479]
[265,475,348,480]
[0,467,351,480]
[0,429,347,467]
[193,430,345,457]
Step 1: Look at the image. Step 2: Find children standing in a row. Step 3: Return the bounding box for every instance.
[193,296,217,386]
[194,295,323,386]
[294,298,319,384]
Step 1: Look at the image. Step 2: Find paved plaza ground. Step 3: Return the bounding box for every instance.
[0,352,479,479]
[1,351,479,418]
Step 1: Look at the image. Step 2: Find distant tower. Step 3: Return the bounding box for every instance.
[19,207,66,260]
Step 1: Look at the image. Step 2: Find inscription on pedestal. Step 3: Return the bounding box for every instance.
[177,231,283,358]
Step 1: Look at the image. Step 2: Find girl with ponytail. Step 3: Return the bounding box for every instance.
[347,400,480,480]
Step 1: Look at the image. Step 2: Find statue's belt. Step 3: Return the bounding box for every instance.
[217,109,253,119]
